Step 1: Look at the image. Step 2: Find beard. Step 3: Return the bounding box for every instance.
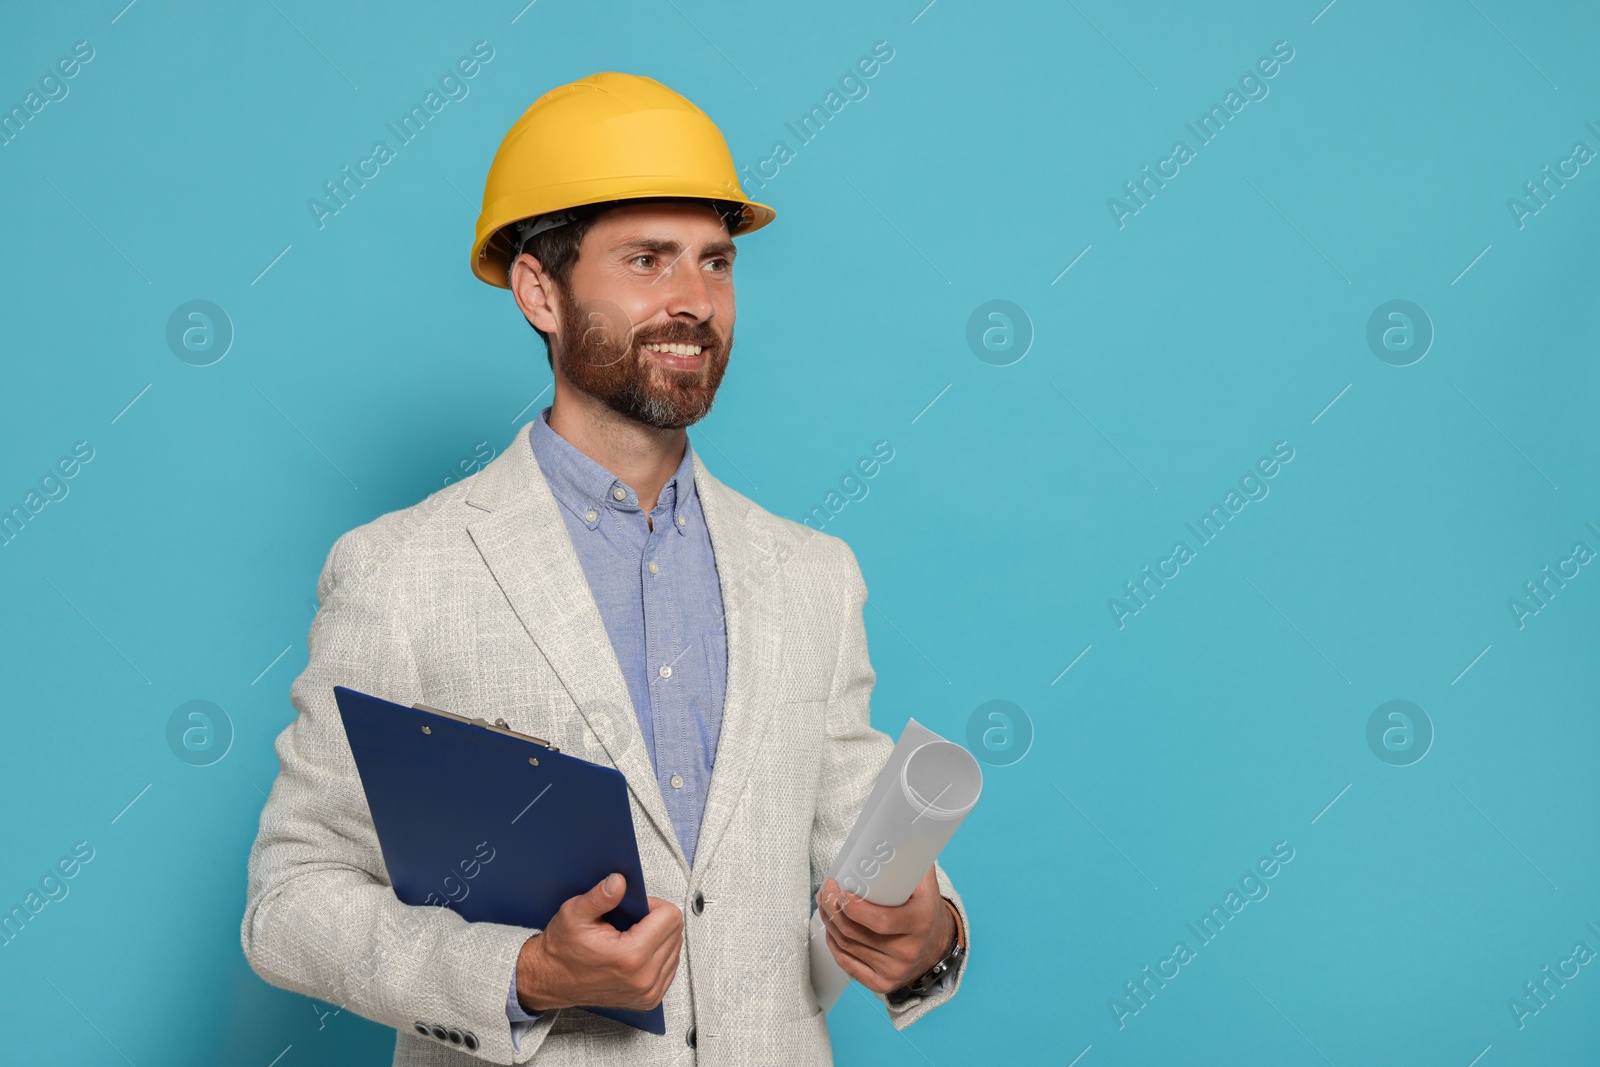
[552,291,732,430]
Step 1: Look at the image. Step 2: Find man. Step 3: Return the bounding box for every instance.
[242,72,970,1065]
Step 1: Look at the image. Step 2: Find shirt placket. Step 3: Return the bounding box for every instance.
[602,485,659,773]
[643,494,689,841]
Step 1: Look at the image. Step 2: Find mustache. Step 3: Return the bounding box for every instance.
[631,323,722,349]
[566,298,729,371]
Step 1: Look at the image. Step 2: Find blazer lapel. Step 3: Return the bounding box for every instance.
[464,424,686,874]
[688,448,784,873]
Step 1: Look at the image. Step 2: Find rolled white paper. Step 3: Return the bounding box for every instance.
[810,718,982,1011]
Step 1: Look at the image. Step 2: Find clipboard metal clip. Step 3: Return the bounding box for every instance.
[410,702,561,752]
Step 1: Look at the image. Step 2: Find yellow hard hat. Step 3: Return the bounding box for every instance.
[471,71,775,288]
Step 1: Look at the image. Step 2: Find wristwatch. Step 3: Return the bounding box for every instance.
[886,899,966,1005]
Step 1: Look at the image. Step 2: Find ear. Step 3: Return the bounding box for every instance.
[509,253,562,335]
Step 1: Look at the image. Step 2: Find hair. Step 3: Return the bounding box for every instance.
[506,197,746,367]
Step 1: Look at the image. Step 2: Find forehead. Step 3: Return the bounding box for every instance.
[582,201,731,249]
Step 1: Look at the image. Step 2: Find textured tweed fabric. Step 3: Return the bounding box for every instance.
[240,420,970,1065]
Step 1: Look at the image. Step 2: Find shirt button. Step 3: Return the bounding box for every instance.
[670,774,684,789]
[658,664,672,679]
[677,514,687,527]
[647,561,659,575]
[584,509,597,523]
[612,487,626,501]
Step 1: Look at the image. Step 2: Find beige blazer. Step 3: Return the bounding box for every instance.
[241,422,971,1065]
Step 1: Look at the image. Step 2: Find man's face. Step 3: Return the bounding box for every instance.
[549,201,737,430]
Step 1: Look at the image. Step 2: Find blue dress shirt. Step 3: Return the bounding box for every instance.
[505,406,728,1045]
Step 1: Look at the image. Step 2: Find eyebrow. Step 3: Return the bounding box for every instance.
[611,236,737,260]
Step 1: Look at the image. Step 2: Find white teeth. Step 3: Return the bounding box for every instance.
[645,342,703,356]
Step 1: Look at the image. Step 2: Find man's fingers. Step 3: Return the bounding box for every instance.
[823,923,893,995]
[820,879,877,923]
[819,893,882,948]
[627,899,683,948]
[645,938,682,1005]
[568,872,627,922]
[648,923,683,975]
[825,925,896,974]
[819,893,903,955]
[823,883,919,938]
[821,905,908,974]
[643,926,683,1000]
[646,910,683,954]
[822,920,869,971]
[616,921,679,1006]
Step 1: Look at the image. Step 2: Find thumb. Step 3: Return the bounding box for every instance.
[573,872,625,920]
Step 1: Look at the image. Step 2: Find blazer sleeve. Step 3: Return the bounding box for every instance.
[806,540,972,1030]
[240,524,557,1064]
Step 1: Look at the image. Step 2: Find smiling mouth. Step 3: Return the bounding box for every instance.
[641,341,707,368]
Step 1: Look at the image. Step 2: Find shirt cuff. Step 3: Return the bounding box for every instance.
[506,963,544,1052]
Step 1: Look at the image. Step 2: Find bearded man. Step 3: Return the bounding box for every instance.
[242,72,971,1066]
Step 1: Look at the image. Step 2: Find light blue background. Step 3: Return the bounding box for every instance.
[2,1,1597,1064]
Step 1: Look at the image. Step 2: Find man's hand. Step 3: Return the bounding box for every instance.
[516,873,683,1013]
[816,866,958,996]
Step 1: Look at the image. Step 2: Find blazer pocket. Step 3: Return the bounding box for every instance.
[772,672,830,705]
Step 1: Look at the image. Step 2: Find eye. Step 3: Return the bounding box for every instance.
[705,257,731,273]
[631,254,657,269]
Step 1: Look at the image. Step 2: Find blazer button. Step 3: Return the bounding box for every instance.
[413,1022,429,1036]
[692,890,705,915]
[463,1031,479,1052]
[446,1028,464,1045]
[429,1025,448,1041]
[686,1023,697,1048]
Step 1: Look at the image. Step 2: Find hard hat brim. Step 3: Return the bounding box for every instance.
[473,190,775,289]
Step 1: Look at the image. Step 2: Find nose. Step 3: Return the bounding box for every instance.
[660,256,716,325]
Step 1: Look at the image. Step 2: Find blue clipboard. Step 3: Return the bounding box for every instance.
[333,684,666,1035]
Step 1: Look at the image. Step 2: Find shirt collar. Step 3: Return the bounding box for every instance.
[528,405,695,535]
